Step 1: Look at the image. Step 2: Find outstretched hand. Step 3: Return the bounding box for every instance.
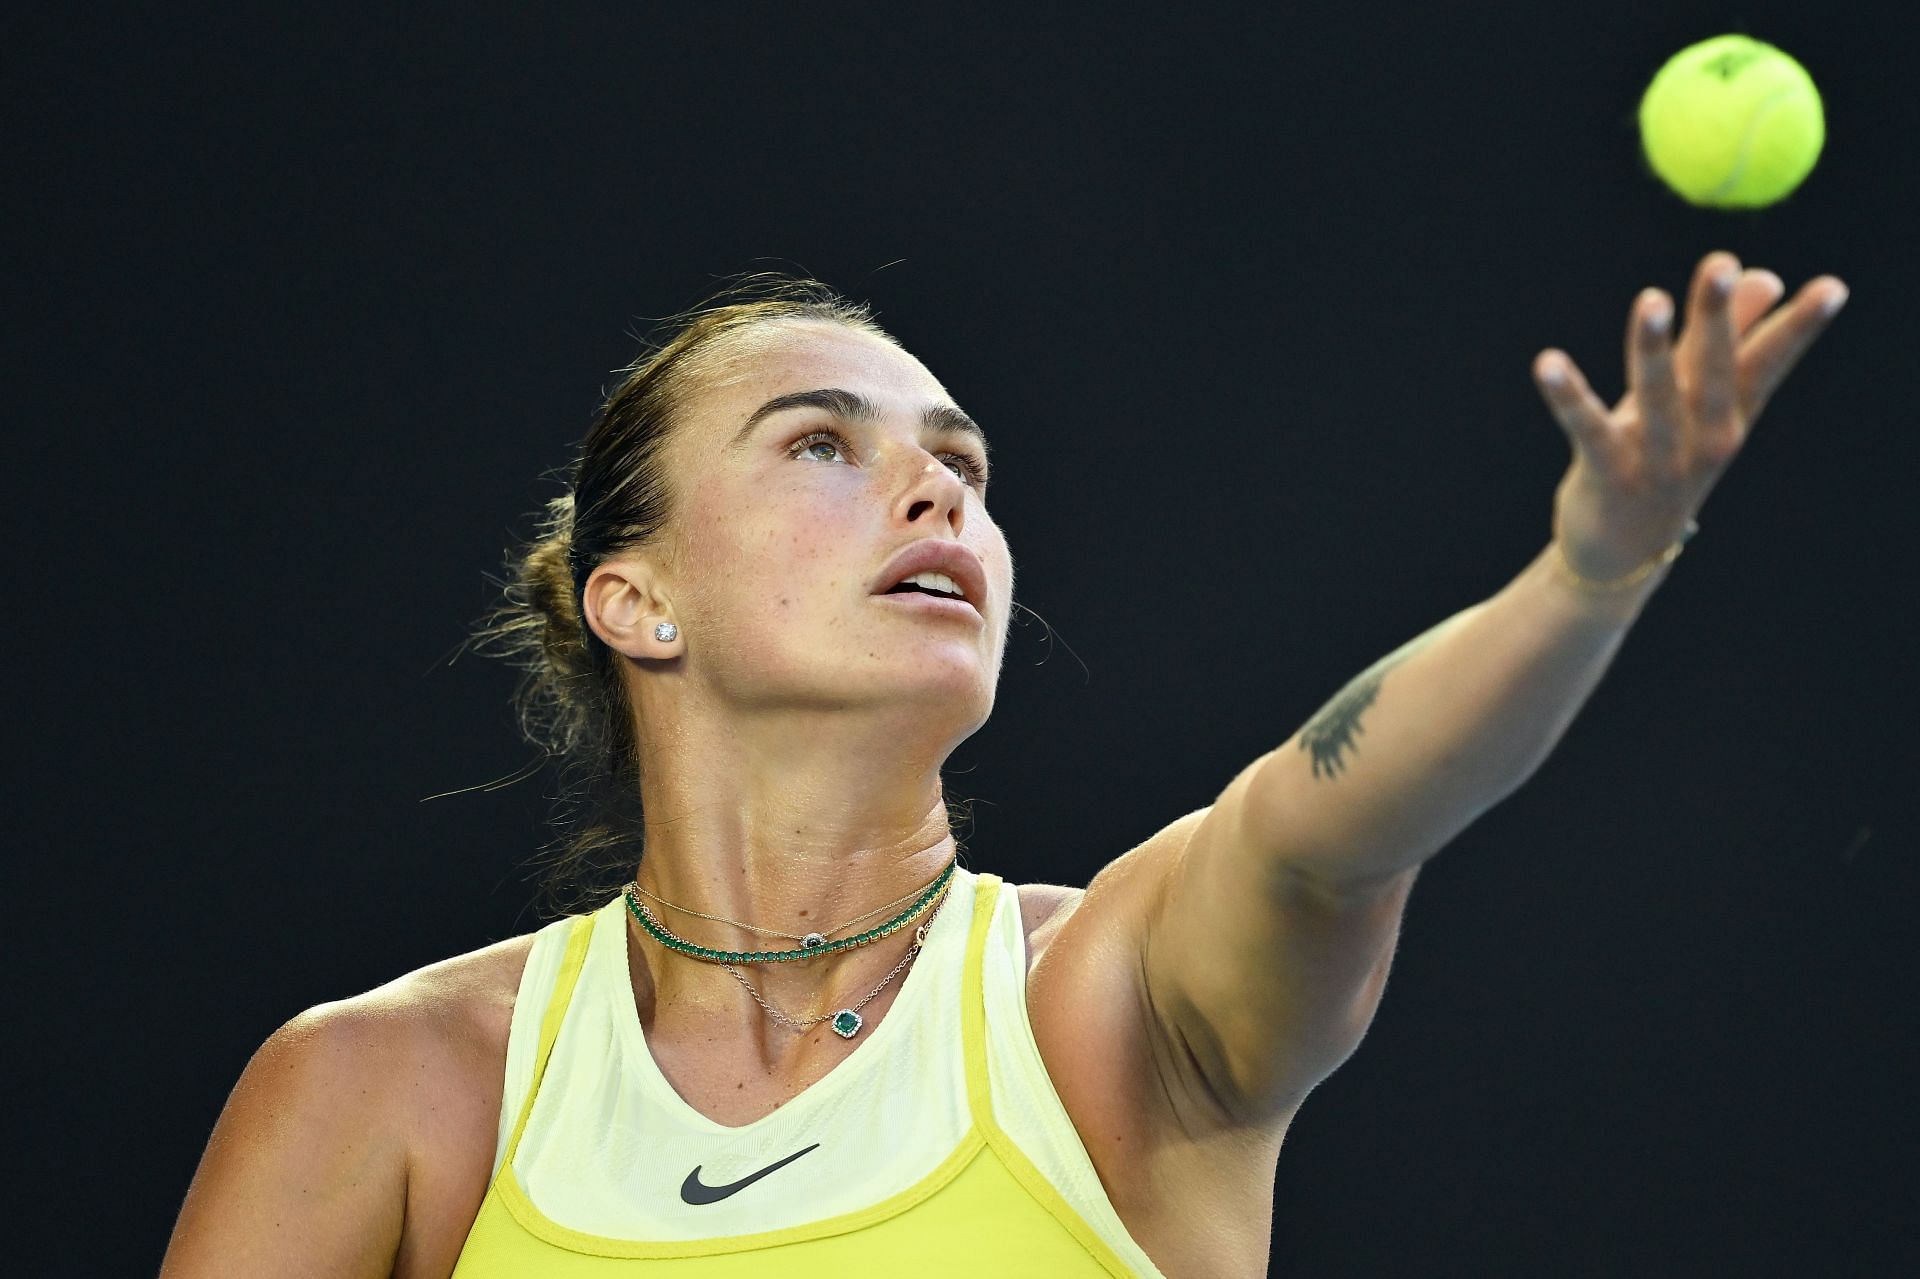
[1534,250,1849,583]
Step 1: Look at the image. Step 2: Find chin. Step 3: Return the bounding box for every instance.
[869,656,994,713]
[892,659,992,702]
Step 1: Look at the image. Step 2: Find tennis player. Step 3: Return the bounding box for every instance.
[161,253,1846,1276]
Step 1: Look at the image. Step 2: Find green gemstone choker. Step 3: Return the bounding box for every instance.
[623,857,957,965]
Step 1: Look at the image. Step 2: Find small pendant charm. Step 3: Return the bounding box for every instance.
[830,1009,863,1038]
[801,932,827,950]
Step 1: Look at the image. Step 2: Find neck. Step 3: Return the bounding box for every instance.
[625,698,964,1047]
[633,711,958,924]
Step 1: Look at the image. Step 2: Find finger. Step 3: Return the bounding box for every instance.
[1534,349,1620,468]
[1735,275,1851,420]
[1678,266,1782,429]
[1627,287,1684,468]
[1729,268,1787,337]
[1685,252,1743,441]
[1686,268,1785,363]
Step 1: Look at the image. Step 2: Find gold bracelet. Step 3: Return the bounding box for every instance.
[1552,520,1699,594]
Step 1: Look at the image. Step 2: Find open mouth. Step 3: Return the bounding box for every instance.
[871,550,986,617]
[883,568,975,606]
[884,582,967,601]
[877,580,981,619]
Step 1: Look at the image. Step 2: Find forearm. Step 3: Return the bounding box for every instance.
[1247,540,1671,889]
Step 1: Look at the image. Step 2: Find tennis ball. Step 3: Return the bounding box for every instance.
[1638,34,1825,208]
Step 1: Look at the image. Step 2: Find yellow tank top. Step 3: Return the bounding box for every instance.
[449,869,1166,1275]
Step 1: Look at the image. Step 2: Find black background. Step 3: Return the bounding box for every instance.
[13,3,1917,1274]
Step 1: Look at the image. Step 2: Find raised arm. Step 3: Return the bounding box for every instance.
[1127,252,1849,1127]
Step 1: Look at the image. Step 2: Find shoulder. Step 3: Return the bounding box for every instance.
[1014,878,1084,962]
[272,927,541,1120]
[272,928,543,1157]
[1013,813,1250,1144]
[344,929,550,1191]
[369,928,542,1059]
[1010,812,1206,970]
[376,931,556,1262]
[163,927,546,1275]
[285,928,540,1095]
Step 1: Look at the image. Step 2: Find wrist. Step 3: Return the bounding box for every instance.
[1529,531,1687,627]
[1549,520,1697,597]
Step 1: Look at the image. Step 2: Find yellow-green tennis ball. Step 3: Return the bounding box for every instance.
[1639,34,1825,209]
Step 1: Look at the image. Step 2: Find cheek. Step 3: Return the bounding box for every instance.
[683,484,864,629]
[992,543,1016,650]
[991,532,1014,596]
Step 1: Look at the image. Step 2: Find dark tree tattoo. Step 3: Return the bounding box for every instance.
[1297,628,1445,780]
[1300,669,1384,779]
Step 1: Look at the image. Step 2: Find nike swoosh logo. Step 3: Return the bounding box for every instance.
[679,1143,821,1205]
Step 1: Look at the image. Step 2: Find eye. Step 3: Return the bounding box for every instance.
[789,427,989,489]
[792,430,850,465]
[791,428,860,468]
[943,451,991,488]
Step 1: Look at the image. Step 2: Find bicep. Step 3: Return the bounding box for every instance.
[1139,752,1420,1126]
[160,1004,410,1279]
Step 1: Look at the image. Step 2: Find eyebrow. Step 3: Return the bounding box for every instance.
[727,387,991,464]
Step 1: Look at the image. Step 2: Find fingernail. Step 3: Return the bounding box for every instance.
[1646,297,1672,334]
[1822,286,1849,317]
[1711,270,1736,298]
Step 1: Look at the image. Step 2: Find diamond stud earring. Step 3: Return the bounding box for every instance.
[653,622,678,643]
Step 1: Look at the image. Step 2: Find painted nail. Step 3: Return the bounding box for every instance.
[1821,287,1849,317]
[1646,298,1672,334]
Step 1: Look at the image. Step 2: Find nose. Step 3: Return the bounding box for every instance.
[892,453,968,536]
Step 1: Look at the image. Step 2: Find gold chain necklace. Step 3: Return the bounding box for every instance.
[717,883,950,1040]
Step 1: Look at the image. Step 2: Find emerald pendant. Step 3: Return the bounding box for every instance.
[830,1009,863,1038]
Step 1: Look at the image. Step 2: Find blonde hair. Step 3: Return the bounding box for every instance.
[468,273,896,915]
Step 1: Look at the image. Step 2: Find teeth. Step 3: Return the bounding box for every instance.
[903,571,963,598]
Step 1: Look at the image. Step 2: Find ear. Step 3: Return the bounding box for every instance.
[581,558,683,659]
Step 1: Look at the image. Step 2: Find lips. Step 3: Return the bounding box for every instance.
[876,589,981,622]
[871,539,988,613]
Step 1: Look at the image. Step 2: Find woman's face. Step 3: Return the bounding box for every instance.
[648,320,1014,744]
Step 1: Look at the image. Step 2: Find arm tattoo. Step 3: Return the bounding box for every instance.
[1300,667,1386,780]
[1297,629,1442,780]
